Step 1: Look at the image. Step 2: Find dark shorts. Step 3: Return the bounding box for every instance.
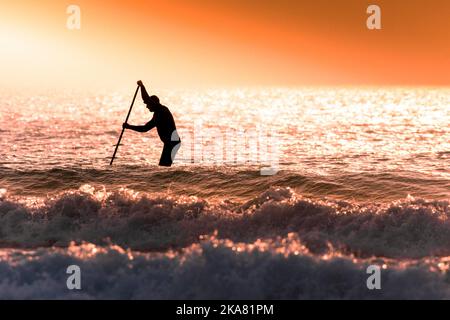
[159,140,181,167]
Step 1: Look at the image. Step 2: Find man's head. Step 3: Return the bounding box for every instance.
[145,95,160,112]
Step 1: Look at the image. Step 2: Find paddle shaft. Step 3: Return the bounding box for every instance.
[110,85,140,165]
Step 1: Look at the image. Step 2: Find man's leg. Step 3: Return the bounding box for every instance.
[159,141,181,167]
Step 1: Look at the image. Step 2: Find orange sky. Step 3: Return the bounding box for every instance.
[0,0,449,90]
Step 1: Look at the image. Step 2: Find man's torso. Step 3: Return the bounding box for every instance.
[154,105,177,143]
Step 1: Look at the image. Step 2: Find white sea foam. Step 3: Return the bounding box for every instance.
[0,186,448,259]
[1,236,450,299]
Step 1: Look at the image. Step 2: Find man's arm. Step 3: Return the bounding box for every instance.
[123,118,156,132]
[137,80,151,104]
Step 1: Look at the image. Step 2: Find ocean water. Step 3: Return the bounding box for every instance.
[0,87,449,299]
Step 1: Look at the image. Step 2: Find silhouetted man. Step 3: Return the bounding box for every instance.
[123,81,181,167]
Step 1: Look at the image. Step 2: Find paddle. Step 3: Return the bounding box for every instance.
[110,85,140,165]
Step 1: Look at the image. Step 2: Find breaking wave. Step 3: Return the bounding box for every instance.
[1,236,450,299]
[0,185,448,259]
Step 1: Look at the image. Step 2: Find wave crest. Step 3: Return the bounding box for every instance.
[0,185,449,258]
